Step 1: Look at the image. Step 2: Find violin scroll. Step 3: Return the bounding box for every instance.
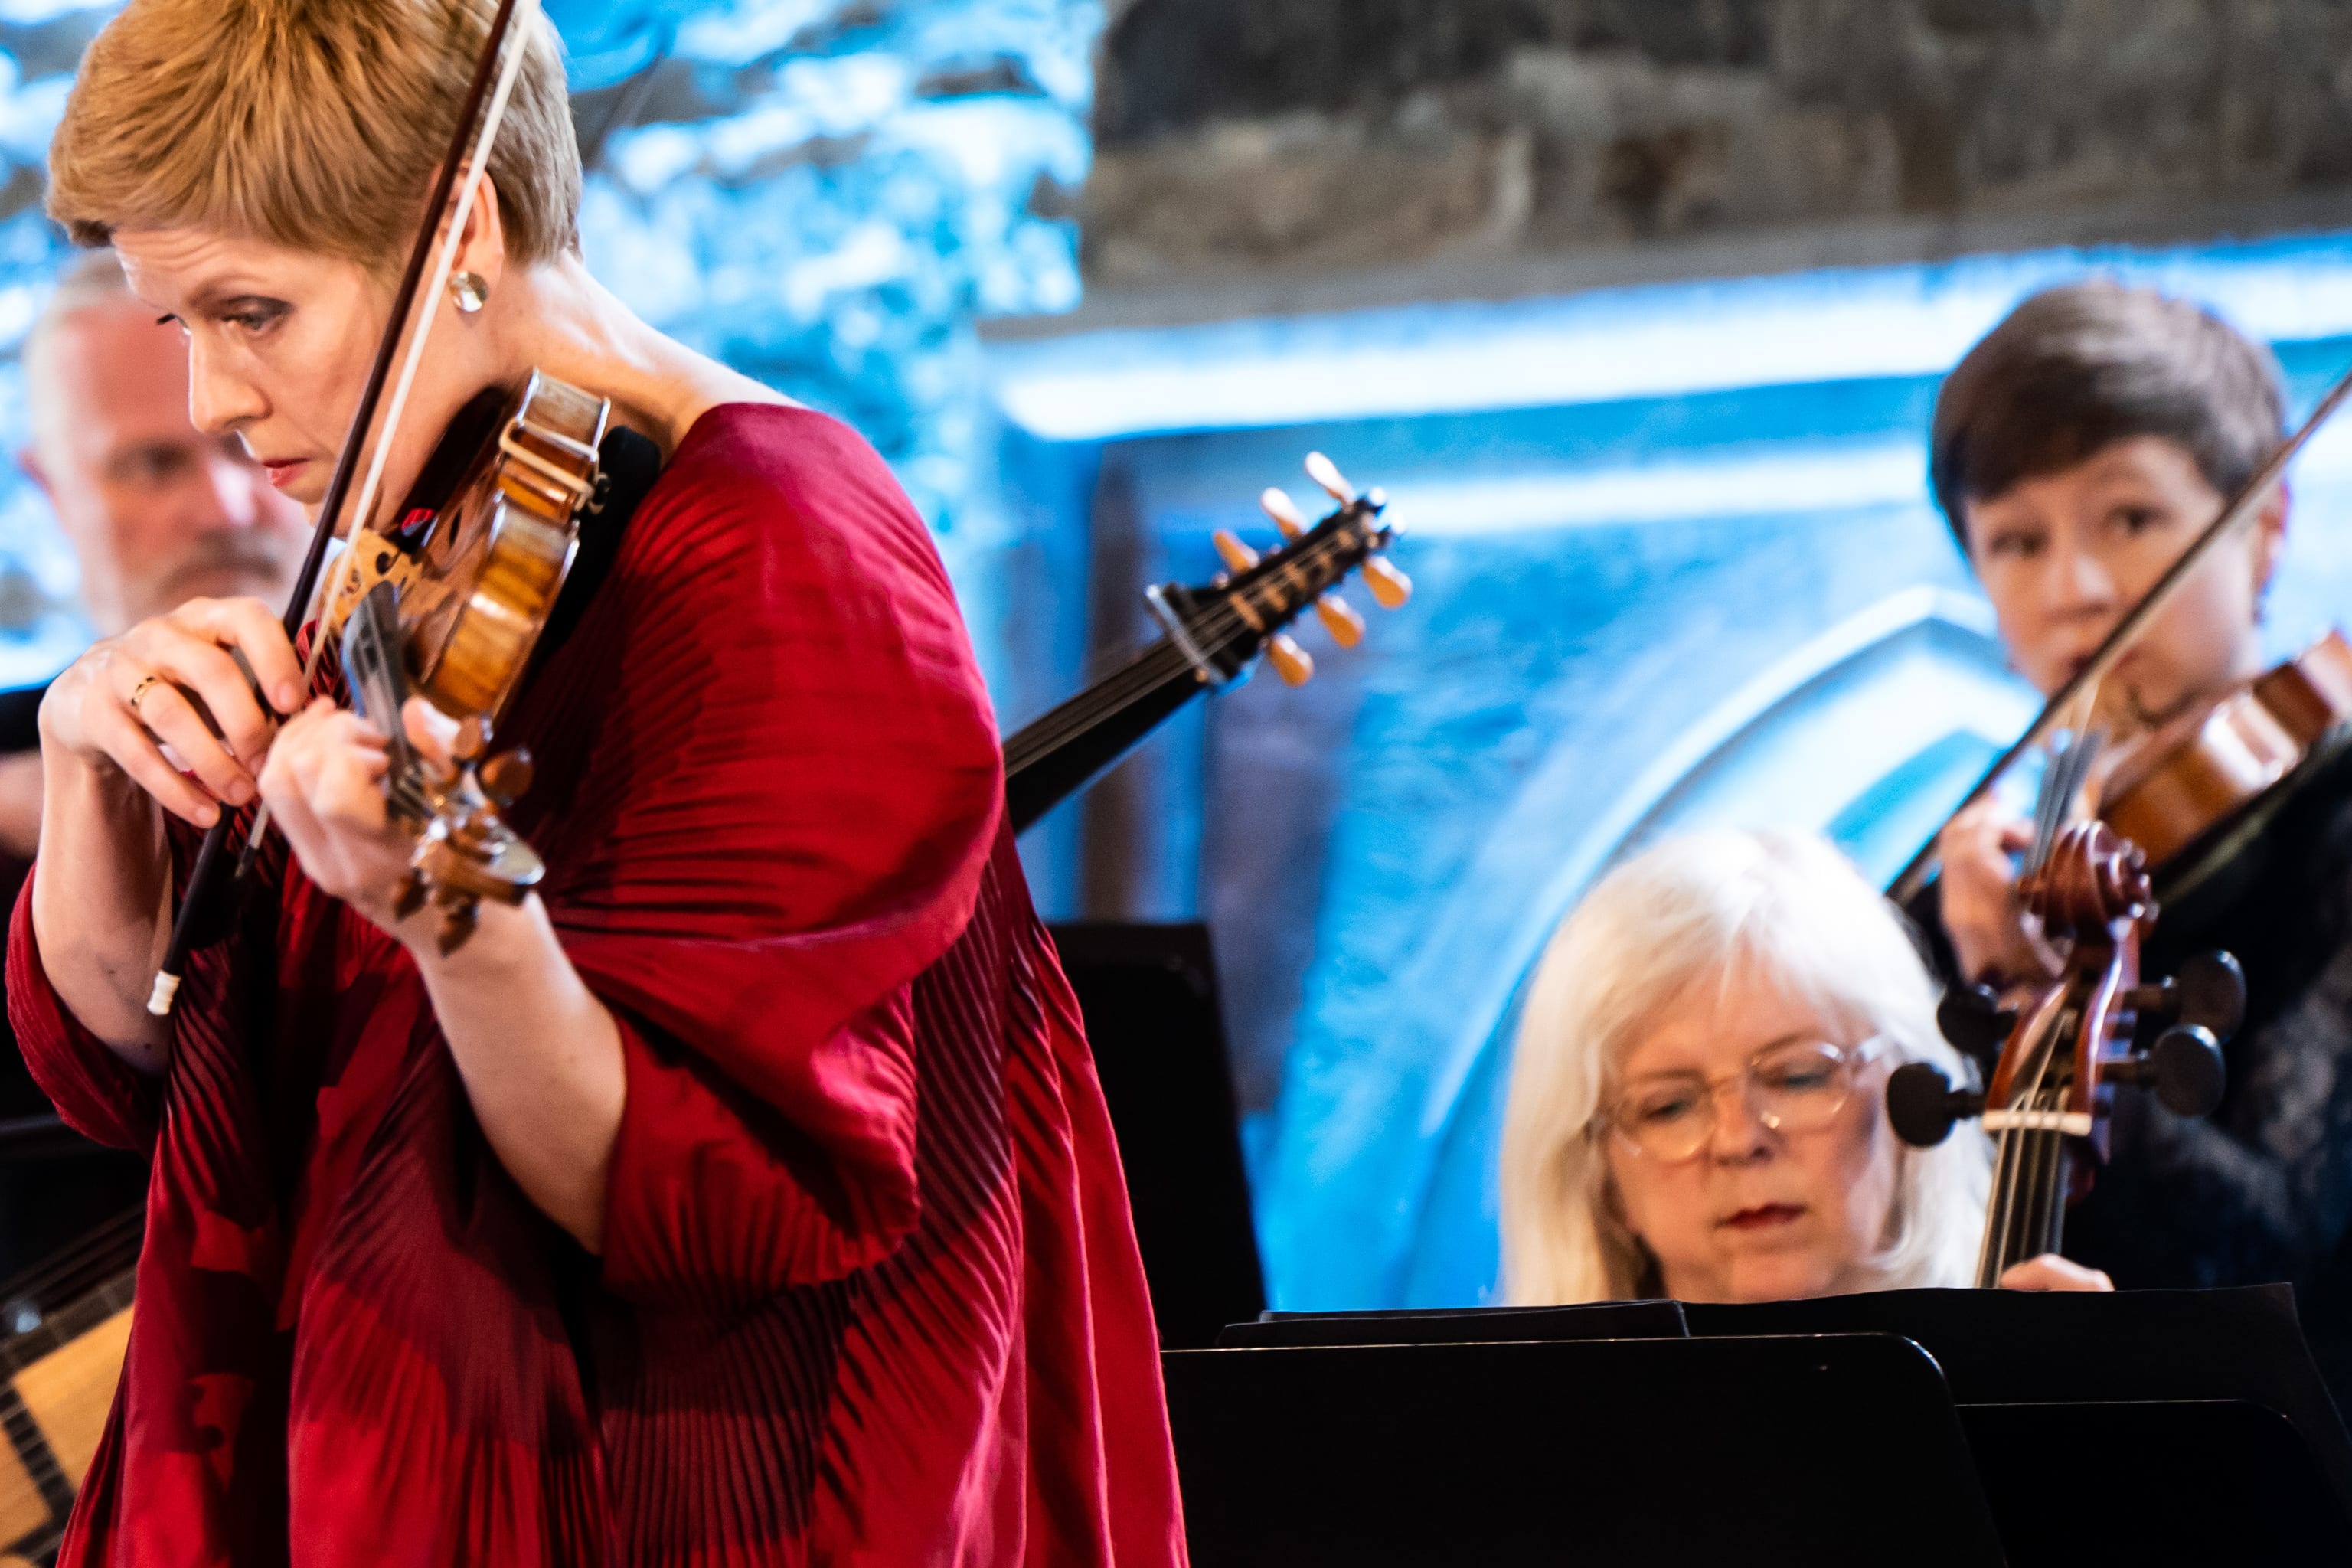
[2014,821,2151,942]
[345,580,548,956]
[398,744,547,956]
[1892,824,2240,1169]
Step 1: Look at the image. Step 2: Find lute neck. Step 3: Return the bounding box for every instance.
[1002,638,1205,835]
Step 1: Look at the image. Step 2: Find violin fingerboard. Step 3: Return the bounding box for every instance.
[340,581,421,786]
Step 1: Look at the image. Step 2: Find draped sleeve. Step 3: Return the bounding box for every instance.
[7,864,163,1152]
[501,404,1004,1308]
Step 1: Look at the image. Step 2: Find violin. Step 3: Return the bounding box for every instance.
[1887,822,2246,1285]
[1890,355,2352,910]
[2099,629,2352,878]
[147,0,596,1009]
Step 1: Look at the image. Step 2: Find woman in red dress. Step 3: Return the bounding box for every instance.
[9,2,1185,1563]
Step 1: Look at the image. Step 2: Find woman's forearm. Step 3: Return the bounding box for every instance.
[406,894,624,1252]
[28,751,174,1070]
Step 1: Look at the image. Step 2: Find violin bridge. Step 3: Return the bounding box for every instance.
[321,528,423,644]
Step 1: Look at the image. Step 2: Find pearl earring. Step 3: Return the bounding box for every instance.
[449,271,489,314]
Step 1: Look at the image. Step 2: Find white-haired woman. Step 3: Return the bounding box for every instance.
[1500,828,2109,1304]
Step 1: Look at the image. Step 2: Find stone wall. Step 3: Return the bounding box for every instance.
[1083,0,2352,304]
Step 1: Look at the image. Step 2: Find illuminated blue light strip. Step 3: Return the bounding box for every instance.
[1369,401,2352,540]
[990,230,2352,443]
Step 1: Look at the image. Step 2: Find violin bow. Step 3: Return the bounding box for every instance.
[1888,354,2352,904]
[146,0,540,1016]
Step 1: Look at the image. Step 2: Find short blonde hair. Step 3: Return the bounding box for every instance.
[47,0,580,270]
[1498,828,1991,1304]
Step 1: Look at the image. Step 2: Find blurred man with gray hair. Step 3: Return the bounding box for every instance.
[0,249,308,854]
[0,250,307,1283]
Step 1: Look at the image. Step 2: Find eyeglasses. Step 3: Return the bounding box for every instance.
[1598,1037,1885,1163]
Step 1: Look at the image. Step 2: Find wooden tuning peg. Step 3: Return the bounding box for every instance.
[436,897,481,957]
[392,869,428,922]
[1316,593,1365,648]
[1305,452,1355,504]
[1266,633,1315,687]
[1212,529,1260,573]
[1260,486,1309,539]
[478,749,536,809]
[453,716,491,765]
[1361,557,1413,610]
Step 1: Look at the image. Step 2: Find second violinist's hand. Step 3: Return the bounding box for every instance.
[1999,1254,2115,1292]
[259,697,454,936]
[1939,797,2061,990]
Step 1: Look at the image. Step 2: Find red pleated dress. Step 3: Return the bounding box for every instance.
[7,404,1187,1566]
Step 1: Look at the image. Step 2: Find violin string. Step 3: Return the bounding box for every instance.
[2017,1019,2070,1272]
[2027,733,2065,874]
[1975,1125,2009,1286]
[1989,1094,2038,1281]
[339,0,540,573]
[2020,1019,2065,1272]
[1979,1046,2032,1286]
[208,0,540,905]
[1981,999,2066,1284]
[1889,356,2352,904]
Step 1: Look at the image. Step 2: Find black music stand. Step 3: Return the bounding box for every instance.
[1207,1285,2352,1565]
[1048,922,1266,1348]
[1686,1285,2352,1563]
[1221,1295,1689,1349]
[1164,1332,2006,1566]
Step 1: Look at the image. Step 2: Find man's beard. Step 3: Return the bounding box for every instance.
[143,533,302,616]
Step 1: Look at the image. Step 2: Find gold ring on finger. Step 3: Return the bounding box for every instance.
[127,673,165,717]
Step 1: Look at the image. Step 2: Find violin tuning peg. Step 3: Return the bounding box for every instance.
[1936,982,2017,1060]
[392,870,428,922]
[2175,951,2246,1040]
[1886,1061,1984,1148]
[1305,452,1354,504]
[1361,556,1413,610]
[2149,1024,2228,1118]
[1315,593,1365,648]
[479,749,535,809]
[2110,1026,2229,1120]
[453,716,491,766]
[1212,528,1261,574]
[1260,487,1310,539]
[1266,632,1315,687]
[436,899,480,957]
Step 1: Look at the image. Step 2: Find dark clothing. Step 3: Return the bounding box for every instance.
[0,681,145,1300]
[0,684,41,752]
[1910,737,2352,1407]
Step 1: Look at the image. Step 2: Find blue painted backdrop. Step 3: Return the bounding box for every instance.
[6,2,2352,1320]
[985,237,2352,1311]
